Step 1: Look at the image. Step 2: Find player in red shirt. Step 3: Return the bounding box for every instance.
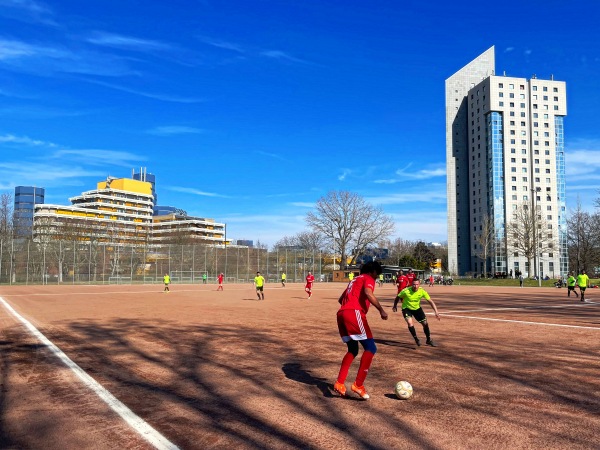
[305,271,315,299]
[334,261,388,400]
[217,273,224,291]
[406,268,416,286]
[396,270,409,294]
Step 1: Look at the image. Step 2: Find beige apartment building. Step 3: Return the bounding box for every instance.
[446,46,568,278]
[33,176,226,246]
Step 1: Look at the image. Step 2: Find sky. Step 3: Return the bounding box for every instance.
[1,0,599,247]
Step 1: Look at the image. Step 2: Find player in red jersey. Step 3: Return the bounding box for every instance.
[333,261,388,400]
[396,270,409,294]
[305,271,315,299]
[217,273,224,291]
[406,268,416,286]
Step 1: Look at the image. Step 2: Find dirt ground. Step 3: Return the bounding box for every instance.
[0,282,599,450]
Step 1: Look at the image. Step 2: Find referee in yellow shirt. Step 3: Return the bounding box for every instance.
[393,279,440,347]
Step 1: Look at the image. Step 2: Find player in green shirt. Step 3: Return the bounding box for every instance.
[281,272,286,287]
[566,272,578,298]
[163,273,170,293]
[393,279,440,347]
[576,270,590,302]
[254,271,265,300]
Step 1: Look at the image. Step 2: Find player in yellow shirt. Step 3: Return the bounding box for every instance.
[254,271,265,300]
[163,273,170,293]
[566,272,578,298]
[281,272,286,287]
[576,270,590,302]
[393,279,440,347]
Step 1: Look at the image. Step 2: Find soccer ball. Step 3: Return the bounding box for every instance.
[394,381,413,399]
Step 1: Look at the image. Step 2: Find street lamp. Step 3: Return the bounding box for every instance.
[531,187,542,287]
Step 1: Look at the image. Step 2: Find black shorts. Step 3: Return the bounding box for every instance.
[256,286,264,291]
[568,286,576,291]
[402,307,427,323]
[580,286,587,293]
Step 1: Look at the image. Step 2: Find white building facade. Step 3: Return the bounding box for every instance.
[446,46,568,278]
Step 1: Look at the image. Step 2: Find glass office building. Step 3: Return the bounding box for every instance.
[14,186,45,237]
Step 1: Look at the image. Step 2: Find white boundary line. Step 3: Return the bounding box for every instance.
[441,313,600,330]
[443,302,598,314]
[0,296,179,450]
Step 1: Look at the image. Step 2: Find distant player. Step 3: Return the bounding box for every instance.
[254,271,265,300]
[217,273,224,291]
[393,279,440,347]
[334,261,388,400]
[305,271,315,299]
[396,270,409,295]
[281,272,286,287]
[406,268,416,286]
[577,270,590,302]
[202,273,207,284]
[566,272,578,298]
[348,272,354,281]
[163,273,170,293]
[429,274,434,287]
[378,273,384,287]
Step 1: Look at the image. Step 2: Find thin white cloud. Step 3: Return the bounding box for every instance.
[0,161,104,183]
[51,149,145,167]
[338,168,352,181]
[504,47,515,53]
[199,37,245,53]
[366,189,447,206]
[166,186,230,198]
[260,50,309,64]
[374,163,446,183]
[288,202,314,207]
[256,150,287,161]
[0,0,56,25]
[86,32,172,52]
[0,39,136,76]
[0,133,58,147]
[147,126,205,136]
[84,79,204,103]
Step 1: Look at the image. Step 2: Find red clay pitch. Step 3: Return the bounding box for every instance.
[1,282,598,449]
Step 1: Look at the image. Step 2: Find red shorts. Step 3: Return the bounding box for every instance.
[337,309,372,342]
[305,283,313,291]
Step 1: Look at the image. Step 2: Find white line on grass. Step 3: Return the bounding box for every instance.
[0,296,179,450]
[442,313,600,330]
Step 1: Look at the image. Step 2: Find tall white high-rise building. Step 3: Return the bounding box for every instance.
[446,46,568,278]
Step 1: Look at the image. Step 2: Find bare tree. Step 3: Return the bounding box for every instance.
[507,203,556,278]
[274,231,325,252]
[474,215,494,276]
[306,191,395,269]
[567,203,600,274]
[383,238,416,266]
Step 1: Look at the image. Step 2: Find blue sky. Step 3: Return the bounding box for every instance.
[1,0,599,247]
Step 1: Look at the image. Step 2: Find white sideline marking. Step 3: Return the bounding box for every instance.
[0,296,179,450]
[443,303,596,314]
[442,313,600,330]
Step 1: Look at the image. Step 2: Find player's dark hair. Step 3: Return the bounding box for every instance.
[360,261,382,276]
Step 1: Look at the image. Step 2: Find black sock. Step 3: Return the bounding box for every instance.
[408,326,417,338]
[423,323,431,340]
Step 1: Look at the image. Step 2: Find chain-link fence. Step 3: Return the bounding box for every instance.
[0,239,330,285]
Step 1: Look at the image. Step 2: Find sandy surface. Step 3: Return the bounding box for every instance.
[0,282,599,449]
